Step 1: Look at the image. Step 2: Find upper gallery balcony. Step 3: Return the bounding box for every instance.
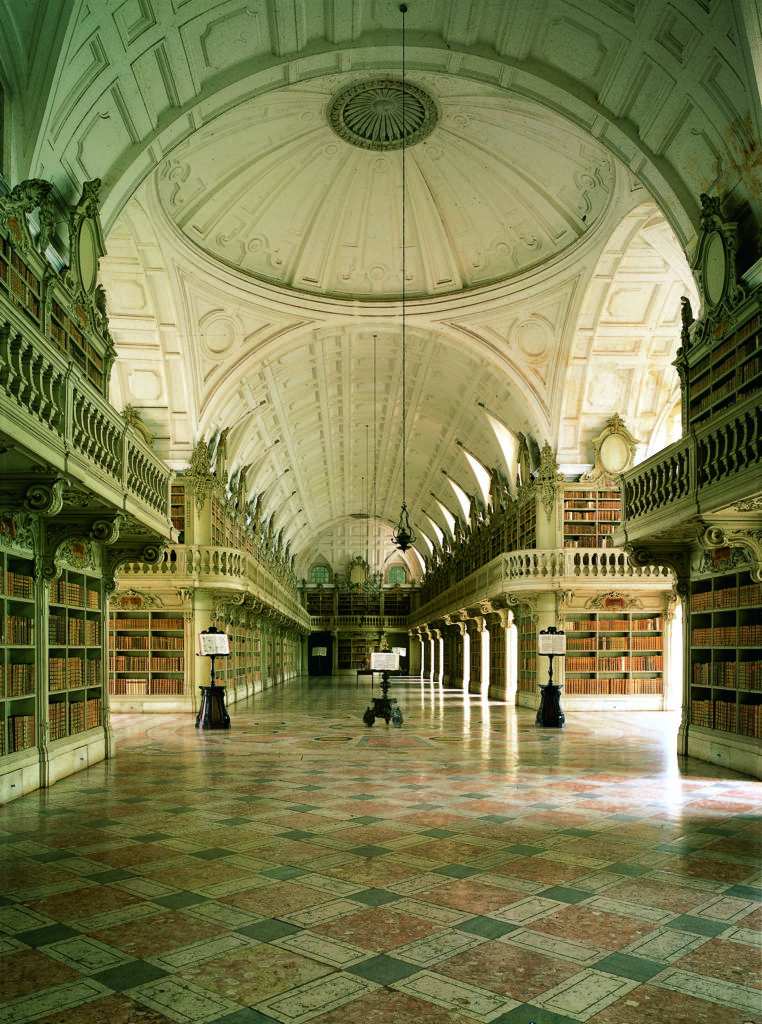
[411,547,671,627]
[616,389,762,553]
[0,179,174,545]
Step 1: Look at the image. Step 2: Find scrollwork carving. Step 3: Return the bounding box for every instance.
[24,480,65,516]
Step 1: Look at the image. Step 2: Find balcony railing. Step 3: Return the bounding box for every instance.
[0,318,172,526]
[621,393,762,531]
[412,548,671,625]
[309,614,410,631]
[119,544,309,630]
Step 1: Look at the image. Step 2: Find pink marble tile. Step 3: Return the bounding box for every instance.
[313,906,440,953]
[220,881,336,915]
[587,981,748,1023]
[492,856,591,884]
[435,938,581,1001]
[311,987,475,1023]
[676,936,762,988]
[422,879,525,914]
[1,949,82,1000]
[31,993,176,1024]
[27,886,142,923]
[527,904,656,950]
[177,943,334,1002]
[88,909,228,957]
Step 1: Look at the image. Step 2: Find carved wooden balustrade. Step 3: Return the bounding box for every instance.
[411,548,671,626]
[117,544,310,630]
[620,392,762,538]
[0,322,172,528]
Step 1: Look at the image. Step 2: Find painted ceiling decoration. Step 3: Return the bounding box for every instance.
[9,0,756,578]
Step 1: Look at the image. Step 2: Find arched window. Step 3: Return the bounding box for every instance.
[310,565,330,584]
[388,565,407,585]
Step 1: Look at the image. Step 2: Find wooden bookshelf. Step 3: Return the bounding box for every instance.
[109,611,186,698]
[564,612,664,699]
[517,615,536,695]
[1,548,37,755]
[170,483,185,542]
[563,486,621,548]
[337,635,372,671]
[306,588,335,616]
[686,311,761,430]
[0,236,41,328]
[690,568,762,739]
[48,568,103,741]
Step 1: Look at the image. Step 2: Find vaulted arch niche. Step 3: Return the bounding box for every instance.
[557,203,699,470]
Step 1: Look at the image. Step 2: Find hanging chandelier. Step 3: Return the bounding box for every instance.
[391,2,416,554]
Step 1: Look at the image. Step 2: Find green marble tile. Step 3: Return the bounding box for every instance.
[209,1010,280,1023]
[350,888,400,906]
[726,883,762,900]
[433,864,481,878]
[603,862,651,876]
[152,892,210,909]
[236,919,302,941]
[93,960,169,991]
[665,914,729,936]
[491,1003,578,1023]
[14,924,81,947]
[261,866,308,880]
[192,847,237,860]
[91,868,138,883]
[455,916,519,938]
[594,952,666,981]
[347,844,390,857]
[539,886,590,904]
[347,953,421,984]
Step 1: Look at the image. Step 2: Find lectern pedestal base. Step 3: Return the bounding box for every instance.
[195,685,230,730]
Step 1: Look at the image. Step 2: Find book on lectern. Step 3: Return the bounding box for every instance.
[538,631,566,656]
[197,631,230,656]
[371,651,400,671]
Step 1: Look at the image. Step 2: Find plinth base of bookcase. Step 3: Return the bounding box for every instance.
[110,694,196,715]
[516,691,666,713]
[0,727,108,804]
[683,725,761,780]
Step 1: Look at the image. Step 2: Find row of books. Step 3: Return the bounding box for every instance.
[566,618,663,632]
[49,579,96,607]
[693,660,762,690]
[5,616,33,644]
[111,618,184,631]
[5,572,34,599]
[691,699,744,732]
[564,678,663,695]
[109,636,185,650]
[149,678,185,694]
[109,656,183,671]
[7,713,34,752]
[565,655,663,672]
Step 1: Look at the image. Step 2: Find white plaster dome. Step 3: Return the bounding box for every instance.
[156,71,614,300]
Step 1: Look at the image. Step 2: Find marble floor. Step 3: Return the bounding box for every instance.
[1,676,761,1024]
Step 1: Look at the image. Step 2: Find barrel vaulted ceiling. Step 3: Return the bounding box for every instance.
[4,0,760,575]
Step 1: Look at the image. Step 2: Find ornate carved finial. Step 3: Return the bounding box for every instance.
[680,296,694,351]
[699,192,721,231]
[536,441,563,522]
[187,439,216,512]
[122,405,155,448]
